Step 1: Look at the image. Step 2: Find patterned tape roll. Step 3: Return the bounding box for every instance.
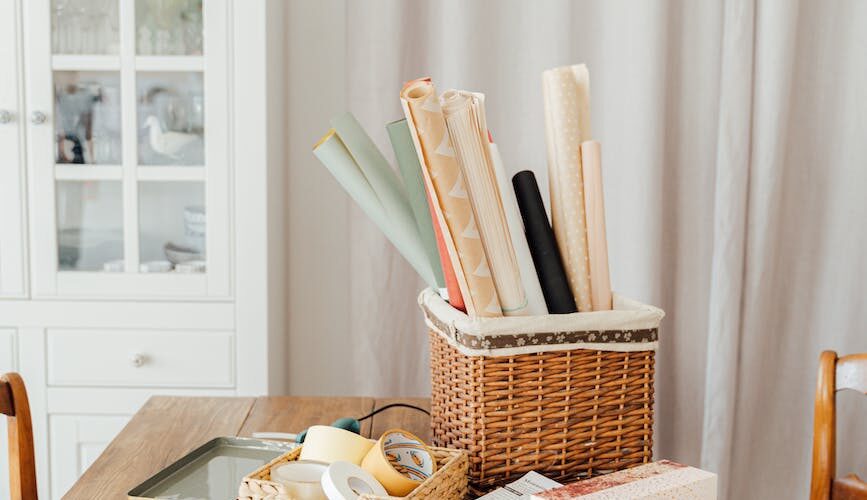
[361,428,437,496]
[299,426,374,465]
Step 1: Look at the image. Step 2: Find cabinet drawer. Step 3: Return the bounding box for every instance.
[46,329,234,388]
[49,414,130,499]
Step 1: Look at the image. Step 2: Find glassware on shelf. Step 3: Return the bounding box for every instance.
[56,181,124,271]
[137,72,204,166]
[136,0,203,56]
[52,0,119,55]
[138,182,205,273]
[55,71,122,165]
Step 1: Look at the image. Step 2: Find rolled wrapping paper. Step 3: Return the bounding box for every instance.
[424,180,466,311]
[542,64,593,312]
[270,461,329,500]
[321,461,388,500]
[440,90,528,316]
[313,129,438,289]
[512,170,577,314]
[489,141,548,315]
[386,119,447,293]
[397,85,466,313]
[299,425,375,465]
[361,428,437,496]
[581,140,613,311]
[401,78,502,317]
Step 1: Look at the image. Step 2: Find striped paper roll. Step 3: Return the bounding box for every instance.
[440,90,528,316]
[401,78,502,317]
[543,64,593,312]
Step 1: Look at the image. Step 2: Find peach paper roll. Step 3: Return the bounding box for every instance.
[543,64,593,312]
[581,140,612,311]
[401,79,502,317]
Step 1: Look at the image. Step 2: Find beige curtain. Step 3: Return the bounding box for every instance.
[283,1,867,497]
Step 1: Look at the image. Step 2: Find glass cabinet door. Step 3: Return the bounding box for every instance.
[0,0,27,298]
[25,0,228,297]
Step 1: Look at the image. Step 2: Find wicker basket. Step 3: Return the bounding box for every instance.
[420,288,664,496]
[238,444,468,500]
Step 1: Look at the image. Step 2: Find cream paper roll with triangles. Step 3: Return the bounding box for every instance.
[401,78,503,317]
[543,64,593,312]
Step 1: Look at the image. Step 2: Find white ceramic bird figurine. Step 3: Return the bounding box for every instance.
[143,115,199,160]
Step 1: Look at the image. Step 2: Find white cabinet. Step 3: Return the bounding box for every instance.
[0,0,27,297]
[48,415,130,497]
[2,1,286,498]
[23,0,230,298]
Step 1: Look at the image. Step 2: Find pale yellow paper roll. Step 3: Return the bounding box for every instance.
[361,429,436,496]
[401,79,502,317]
[299,426,374,465]
[542,64,593,312]
[581,140,612,311]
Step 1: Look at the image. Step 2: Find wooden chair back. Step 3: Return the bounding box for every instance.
[1,372,37,500]
[810,351,867,500]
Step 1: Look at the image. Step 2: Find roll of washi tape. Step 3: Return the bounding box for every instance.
[321,461,388,500]
[361,429,437,496]
[270,460,329,500]
[299,426,375,465]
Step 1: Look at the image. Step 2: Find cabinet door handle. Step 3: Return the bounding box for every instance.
[31,111,47,125]
[130,353,147,367]
[0,110,13,124]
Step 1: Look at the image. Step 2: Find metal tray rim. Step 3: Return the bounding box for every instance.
[127,436,296,499]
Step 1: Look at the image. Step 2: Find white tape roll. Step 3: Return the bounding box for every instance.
[299,426,375,464]
[271,461,329,500]
[321,461,388,500]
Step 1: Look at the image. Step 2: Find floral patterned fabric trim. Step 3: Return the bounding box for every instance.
[422,305,658,350]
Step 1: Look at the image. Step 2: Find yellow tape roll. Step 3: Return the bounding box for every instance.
[361,428,438,496]
[299,426,375,465]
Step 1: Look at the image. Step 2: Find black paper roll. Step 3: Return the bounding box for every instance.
[512,170,577,314]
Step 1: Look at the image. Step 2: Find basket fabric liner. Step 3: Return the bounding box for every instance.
[420,288,664,356]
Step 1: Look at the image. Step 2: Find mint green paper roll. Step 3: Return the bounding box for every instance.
[386,119,444,288]
[313,129,438,288]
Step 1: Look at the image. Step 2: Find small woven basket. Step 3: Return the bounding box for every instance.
[420,288,664,496]
[238,444,468,500]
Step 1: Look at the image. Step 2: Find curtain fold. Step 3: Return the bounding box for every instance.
[285,1,867,497]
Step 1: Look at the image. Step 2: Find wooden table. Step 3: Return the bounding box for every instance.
[63,396,431,499]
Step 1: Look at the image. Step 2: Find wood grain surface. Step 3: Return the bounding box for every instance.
[3,372,38,500]
[63,396,432,499]
[237,396,375,438]
[63,397,255,499]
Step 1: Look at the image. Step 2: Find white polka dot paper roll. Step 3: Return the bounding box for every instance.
[542,64,593,312]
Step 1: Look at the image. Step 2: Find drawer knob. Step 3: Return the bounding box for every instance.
[31,111,47,125]
[0,110,13,124]
[130,353,147,367]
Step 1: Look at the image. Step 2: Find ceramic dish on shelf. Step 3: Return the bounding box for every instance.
[164,241,203,264]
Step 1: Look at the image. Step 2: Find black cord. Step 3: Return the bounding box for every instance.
[356,403,431,422]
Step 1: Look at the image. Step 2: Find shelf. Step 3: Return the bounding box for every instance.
[52,55,120,71]
[53,165,206,182]
[137,166,205,181]
[55,165,123,181]
[135,56,204,72]
[51,55,204,72]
